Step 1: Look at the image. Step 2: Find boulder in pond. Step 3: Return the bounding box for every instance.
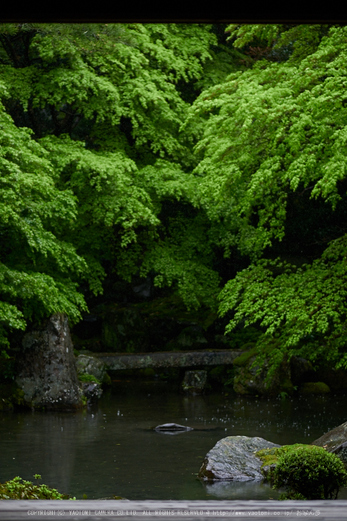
[312,421,347,463]
[16,314,84,410]
[76,354,107,383]
[81,381,103,401]
[198,436,281,482]
[154,423,193,435]
[232,347,294,397]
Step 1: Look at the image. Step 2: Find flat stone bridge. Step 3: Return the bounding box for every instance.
[93,349,243,371]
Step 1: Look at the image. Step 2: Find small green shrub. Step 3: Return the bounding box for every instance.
[272,445,347,500]
[0,475,75,500]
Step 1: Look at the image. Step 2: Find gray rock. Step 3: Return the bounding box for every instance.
[76,354,107,382]
[16,314,83,410]
[312,421,347,462]
[331,441,347,463]
[182,370,207,395]
[81,382,103,401]
[198,436,281,482]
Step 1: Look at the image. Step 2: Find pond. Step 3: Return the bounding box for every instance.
[1,379,347,501]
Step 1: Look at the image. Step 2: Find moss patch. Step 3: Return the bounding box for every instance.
[272,445,347,499]
[300,381,331,394]
[256,443,320,481]
[232,347,258,367]
[78,373,101,385]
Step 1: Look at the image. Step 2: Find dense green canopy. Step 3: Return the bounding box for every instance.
[187,24,347,374]
[0,23,220,350]
[2,22,347,378]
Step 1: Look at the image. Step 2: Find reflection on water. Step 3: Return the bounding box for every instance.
[0,379,347,500]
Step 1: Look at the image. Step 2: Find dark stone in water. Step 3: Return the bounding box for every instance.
[76,354,107,383]
[81,382,103,401]
[154,423,193,434]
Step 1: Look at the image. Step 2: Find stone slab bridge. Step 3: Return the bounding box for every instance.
[92,349,243,372]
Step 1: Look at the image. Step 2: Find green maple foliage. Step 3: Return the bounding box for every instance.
[186,24,347,374]
[0,22,222,351]
[3,21,347,381]
[0,89,88,349]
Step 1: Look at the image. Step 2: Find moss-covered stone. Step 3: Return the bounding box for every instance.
[255,444,317,482]
[76,354,107,382]
[300,381,331,394]
[232,346,258,367]
[256,446,282,468]
[233,351,294,397]
[199,436,281,482]
[78,373,101,384]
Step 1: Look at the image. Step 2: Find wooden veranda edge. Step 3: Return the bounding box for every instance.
[0,499,346,520]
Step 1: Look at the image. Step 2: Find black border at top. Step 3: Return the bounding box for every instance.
[1,3,346,24]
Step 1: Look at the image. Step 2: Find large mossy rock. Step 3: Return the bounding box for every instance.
[76,354,107,382]
[232,347,294,397]
[76,353,107,402]
[312,421,347,463]
[198,436,281,482]
[16,314,83,410]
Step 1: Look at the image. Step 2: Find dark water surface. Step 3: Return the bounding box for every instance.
[1,380,347,500]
